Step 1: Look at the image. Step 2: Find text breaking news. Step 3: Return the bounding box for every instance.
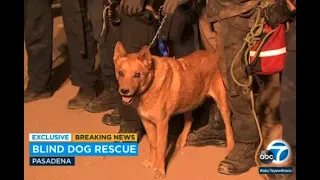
[29,133,139,166]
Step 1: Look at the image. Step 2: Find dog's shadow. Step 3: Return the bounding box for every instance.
[164,99,212,171]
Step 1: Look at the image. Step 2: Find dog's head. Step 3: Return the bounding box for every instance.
[113,41,154,105]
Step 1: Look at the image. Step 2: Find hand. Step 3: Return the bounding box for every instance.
[286,0,296,11]
[263,0,296,28]
[120,0,145,16]
[162,0,180,15]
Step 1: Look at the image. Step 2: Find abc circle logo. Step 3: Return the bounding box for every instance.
[260,150,274,164]
[259,139,291,165]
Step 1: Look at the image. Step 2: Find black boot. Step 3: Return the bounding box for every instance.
[101,111,145,143]
[67,87,96,109]
[102,109,122,126]
[24,88,52,103]
[187,103,226,147]
[267,146,296,180]
[85,76,118,113]
[218,141,258,175]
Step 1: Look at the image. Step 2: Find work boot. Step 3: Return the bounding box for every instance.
[67,87,96,109]
[266,146,296,180]
[85,76,118,113]
[102,111,144,142]
[24,88,52,103]
[187,103,226,147]
[119,122,145,143]
[102,109,122,126]
[218,142,258,175]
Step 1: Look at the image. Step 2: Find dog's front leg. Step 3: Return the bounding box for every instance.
[141,118,157,168]
[153,118,169,179]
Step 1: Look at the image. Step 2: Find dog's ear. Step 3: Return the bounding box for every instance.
[137,46,152,69]
[114,41,127,64]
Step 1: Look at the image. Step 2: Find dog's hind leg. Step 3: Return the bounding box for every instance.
[141,118,157,168]
[209,79,234,153]
[153,118,169,179]
[176,111,193,150]
[212,94,234,153]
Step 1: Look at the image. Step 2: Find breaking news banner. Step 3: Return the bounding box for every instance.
[29,133,139,166]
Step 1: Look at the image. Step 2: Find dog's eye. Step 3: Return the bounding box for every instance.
[118,71,124,76]
[134,73,141,78]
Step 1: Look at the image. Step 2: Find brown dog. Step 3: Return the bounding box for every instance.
[113,41,234,179]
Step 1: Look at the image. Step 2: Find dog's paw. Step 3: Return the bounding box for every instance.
[153,168,166,179]
[176,136,187,150]
[176,140,187,150]
[143,160,154,168]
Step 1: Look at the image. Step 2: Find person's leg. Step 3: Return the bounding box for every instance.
[100,22,122,126]
[281,17,296,149]
[187,102,227,147]
[266,50,296,180]
[24,0,53,103]
[60,0,97,109]
[217,19,259,175]
[267,17,296,180]
[217,92,260,174]
[281,50,296,147]
[181,34,227,147]
[85,0,119,113]
[102,13,156,141]
[184,8,227,147]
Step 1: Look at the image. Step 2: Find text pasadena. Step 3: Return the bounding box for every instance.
[32,157,72,165]
[32,144,137,154]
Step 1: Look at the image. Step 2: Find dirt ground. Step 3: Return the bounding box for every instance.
[24,16,263,180]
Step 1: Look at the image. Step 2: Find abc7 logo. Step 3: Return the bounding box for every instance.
[259,139,291,164]
[259,150,274,164]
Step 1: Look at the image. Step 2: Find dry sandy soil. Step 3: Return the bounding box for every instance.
[24,16,263,180]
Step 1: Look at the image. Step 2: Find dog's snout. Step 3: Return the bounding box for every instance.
[120,88,129,95]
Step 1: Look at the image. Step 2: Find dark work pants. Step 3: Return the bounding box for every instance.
[60,0,97,90]
[281,18,296,147]
[87,0,116,82]
[25,0,97,91]
[280,51,296,147]
[227,94,259,143]
[105,14,156,130]
[169,7,197,58]
[221,18,259,143]
[63,0,115,90]
[25,0,53,92]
